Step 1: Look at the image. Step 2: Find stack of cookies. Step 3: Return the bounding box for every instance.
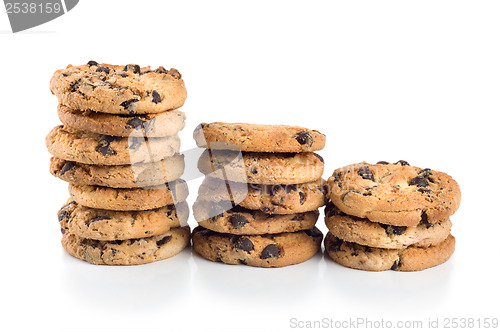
[191,122,327,267]
[324,160,461,271]
[46,61,191,265]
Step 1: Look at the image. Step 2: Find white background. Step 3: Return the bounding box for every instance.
[1,1,499,331]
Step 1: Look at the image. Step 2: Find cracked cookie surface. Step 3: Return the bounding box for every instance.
[324,202,451,249]
[324,232,455,271]
[57,104,186,137]
[192,226,323,267]
[50,62,187,114]
[61,226,191,265]
[58,200,188,241]
[327,161,461,226]
[194,122,326,152]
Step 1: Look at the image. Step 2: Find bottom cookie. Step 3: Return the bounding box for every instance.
[62,226,190,265]
[192,226,323,268]
[324,232,455,271]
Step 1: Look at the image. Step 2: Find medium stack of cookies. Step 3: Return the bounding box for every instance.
[191,122,327,267]
[324,160,461,271]
[46,61,191,265]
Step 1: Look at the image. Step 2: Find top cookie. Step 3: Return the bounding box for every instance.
[193,122,326,152]
[327,161,461,227]
[50,61,187,114]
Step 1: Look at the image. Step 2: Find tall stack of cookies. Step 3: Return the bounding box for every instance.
[324,160,461,271]
[46,61,191,265]
[191,122,327,267]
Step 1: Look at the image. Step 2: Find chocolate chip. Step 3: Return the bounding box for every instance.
[260,244,280,259]
[126,117,145,129]
[86,216,112,226]
[418,188,432,194]
[380,224,407,236]
[420,211,433,228]
[395,160,410,166]
[155,66,168,74]
[250,168,258,174]
[120,99,139,110]
[234,236,254,253]
[328,237,343,252]
[123,64,140,74]
[60,227,66,234]
[69,80,80,92]
[261,207,271,213]
[169,68,182,79]
[156,235,172,246]
[87,60,98,66]
[238,259,247,265]
[342,190,360,202]
[284,184,297,194]
[96,66,110,74]
[95,145,115,156]
[230,214,249,229]
[59,161,76,176]
[391,260,401,270]
[376,161,389,164]
[358,166,375,181]
[409,175,429,187]
[304,228,322,238]
[100,135,121,144]
[151,90,161,104]
[313,153,324,163]
[299,192,306,204]
[294,131,313,147]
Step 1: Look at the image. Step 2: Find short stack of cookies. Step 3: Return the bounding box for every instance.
[191,122,327,267]
[46,61,191,265]
[324,160,461,271]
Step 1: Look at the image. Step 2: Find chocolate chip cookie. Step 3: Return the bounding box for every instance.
[192,226,323,267]
[68,180,188,211]
[194,122,326,152]
[197,176,326,214]
[58,200,188,241]
[324,202,452,249]
[327,161,461,226]
[57,104,186,137]
[61,226,191,265]
[324,232,455,271]
[198,150,324,184]
[50,62,187,114]
[50,154,184,188]
[46,126,180,166]
[193,199,319,234]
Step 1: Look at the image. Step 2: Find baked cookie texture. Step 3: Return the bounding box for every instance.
[46,125,180,165]
[194,122,326,152]
[327,161,461,227]
[323,160,461,272]
[198,149,324,185]
[324,232,455,272]
[50,155,185,188]
[58,200,189,241]
[48,61,190,265]
[192,121,326,267]
[50,62,187,114]
[57,104,186,137]
[62,226,191,265]
[192,226,323,268]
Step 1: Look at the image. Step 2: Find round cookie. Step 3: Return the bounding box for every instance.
[324,202,452,249]
[194,122,326,152]
[50,62,187,114]
[50,155,185,188]
[324,232,455,271]
[57,104,186,137]
[61,226,191,265]
[193,199,319,235]
[46,126,180,166]
[198,149,324,185]
[68,180,188,211]
[197,176,326,214]
[327,161,461,226]
[192,226,323,268]
[58,200,189,241]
